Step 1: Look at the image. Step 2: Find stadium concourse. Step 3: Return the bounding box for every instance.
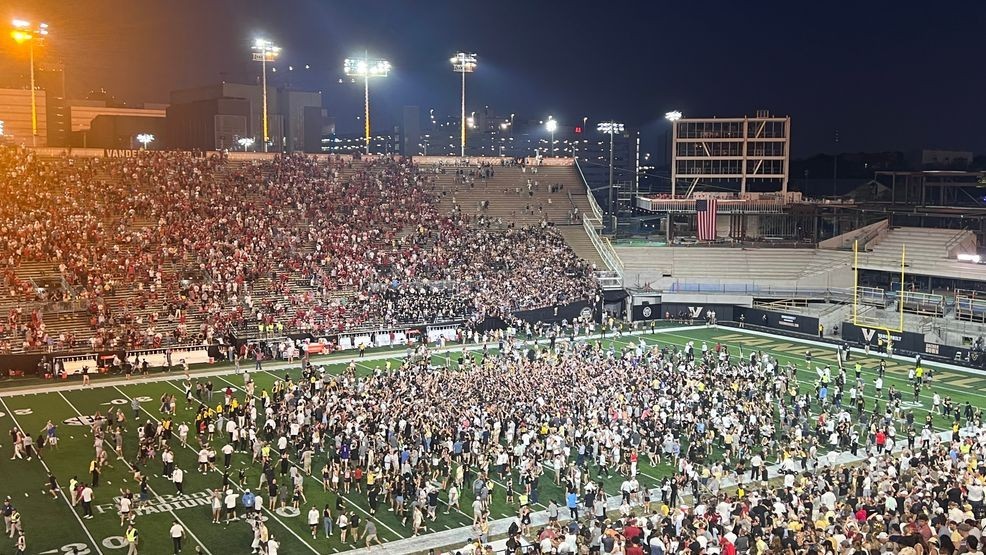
[1,324,986,555]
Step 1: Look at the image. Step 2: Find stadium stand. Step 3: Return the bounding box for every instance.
[0,148,598,353]
[854,227,980,280]
[421,162,596,226]
[615,247,853,290]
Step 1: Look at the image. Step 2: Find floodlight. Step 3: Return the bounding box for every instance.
[596,122,624,134]
[136,133,154,149]
[450,52,478,156]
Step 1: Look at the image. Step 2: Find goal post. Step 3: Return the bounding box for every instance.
[852,239,905,333]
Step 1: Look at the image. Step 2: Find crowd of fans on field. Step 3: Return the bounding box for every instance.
[0,147,596,353]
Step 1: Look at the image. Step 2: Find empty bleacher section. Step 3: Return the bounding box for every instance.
[417,159,595,226]
[854,226,980,280]
[615,246,853,290]
[416,156,614,272]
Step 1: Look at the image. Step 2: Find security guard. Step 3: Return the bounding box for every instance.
[125,523,139,554]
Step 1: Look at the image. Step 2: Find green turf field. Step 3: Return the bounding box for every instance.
[1,325,984,555]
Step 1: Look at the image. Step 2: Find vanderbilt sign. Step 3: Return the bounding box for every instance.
[859,327,903,344]
[842,322,923,352]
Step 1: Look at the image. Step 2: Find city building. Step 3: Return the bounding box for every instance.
[36,63,68,147]
[320,131,399,155]
[670,110,791,196]
[167,83,326,152]
[401,106,420,156]
[0,87,47,146]
[69,99,167,148]
[574,124,639,228]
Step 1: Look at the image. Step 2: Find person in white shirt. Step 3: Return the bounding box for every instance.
[81,485,94,519]
[308,506,320,538]
[118,495,132,526]
[267,534,280,555]
[197,448,209,474]
[222,443,234,468]
[172,467,184,494]
[224,489,238,523]
[169,521,183,554]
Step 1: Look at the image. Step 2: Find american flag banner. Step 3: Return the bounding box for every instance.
[696,198,718,241]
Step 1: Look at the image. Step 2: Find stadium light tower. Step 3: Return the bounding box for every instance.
[252,38,280,152]
[545,117,558,156]
[450,52,477,157]
[597,121,625,232]
[665,111,682,196]
[345,53,391,155]
[10,19,48,147]
[237,137,255,151]
[136,133,154,150]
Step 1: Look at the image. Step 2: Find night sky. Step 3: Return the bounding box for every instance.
[2,0,984,156]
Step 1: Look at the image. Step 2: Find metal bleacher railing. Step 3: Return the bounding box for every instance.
[667,282,855,302]
[901,290,945,317]
[956,296,986,323]
[575,159,604,222]
[574,158,623,280]
[855,286,889,308]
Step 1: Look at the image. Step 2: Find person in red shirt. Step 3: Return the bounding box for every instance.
[623,520,642,543]
[875,429,887,454]
[720,537,737,555]
[625,537,645,555]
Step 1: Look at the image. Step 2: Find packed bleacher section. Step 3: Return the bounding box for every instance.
[0,147,597,353]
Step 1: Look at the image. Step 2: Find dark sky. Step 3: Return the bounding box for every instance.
[2,0,984,157]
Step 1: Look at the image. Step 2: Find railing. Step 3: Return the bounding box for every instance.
[637,197,787,214]
[945,228,974,258]
[594,270,623,290]
[583,217,623,275]
[666,282,854,302]
[575,159,604,221]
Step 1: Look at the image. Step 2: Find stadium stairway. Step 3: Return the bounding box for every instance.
[423,163,609,271]
[555,224,607,269]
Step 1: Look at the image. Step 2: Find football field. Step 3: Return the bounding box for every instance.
[1,325,984,555]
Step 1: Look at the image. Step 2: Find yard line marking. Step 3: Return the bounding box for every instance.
[0,396,105,555]
[209,375,413,539]
[112,385,321,555]
[56,391,215,555]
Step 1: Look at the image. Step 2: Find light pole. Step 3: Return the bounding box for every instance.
[345,54,391,155]
[10,19,48,147]
[664,111,682,197]
[545,117,558,157]
[833,129,840,197]
[252,38,280,152]
[450,52,477,157]
[136,133,154,150]
[597,122,624,232]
